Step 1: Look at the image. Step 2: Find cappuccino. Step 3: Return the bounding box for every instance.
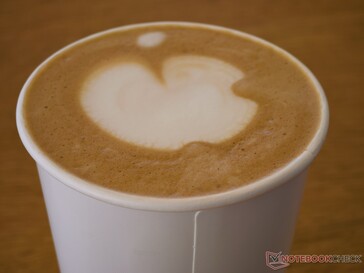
[23,23,321,197]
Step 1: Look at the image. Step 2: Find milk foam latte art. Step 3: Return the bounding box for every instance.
[81,45,257,150]
[23,23,321,197]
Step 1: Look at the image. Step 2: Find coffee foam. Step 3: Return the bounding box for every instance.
[81,55,257,150]
[137,31,166,47]
[23,24,321,197]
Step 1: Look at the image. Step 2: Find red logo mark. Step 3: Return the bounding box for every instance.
[265,251,290,270]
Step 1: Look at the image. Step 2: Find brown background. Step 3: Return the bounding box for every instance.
[0,0,363,272]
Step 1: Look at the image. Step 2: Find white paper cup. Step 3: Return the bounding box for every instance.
[16,22,329,273]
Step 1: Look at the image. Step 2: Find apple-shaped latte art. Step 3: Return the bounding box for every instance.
[81,55,257,150]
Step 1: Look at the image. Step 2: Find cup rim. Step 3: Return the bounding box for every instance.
[16,21,329,212]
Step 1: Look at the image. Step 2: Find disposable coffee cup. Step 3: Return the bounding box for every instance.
[16,22,329,273]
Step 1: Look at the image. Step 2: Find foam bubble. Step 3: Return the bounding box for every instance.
[137,32,166,47]
[81,55,257,150]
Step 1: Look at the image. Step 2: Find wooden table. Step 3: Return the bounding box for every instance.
[1,0,363,272]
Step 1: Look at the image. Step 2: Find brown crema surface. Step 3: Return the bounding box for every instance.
[23,24,321,197]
